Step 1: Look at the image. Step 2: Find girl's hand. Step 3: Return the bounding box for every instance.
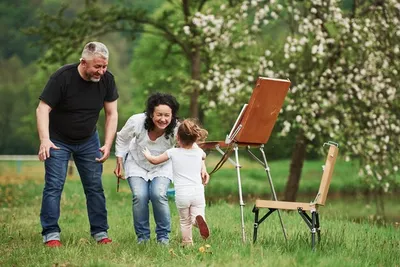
[142,147,152,159]
[201,169,210,185]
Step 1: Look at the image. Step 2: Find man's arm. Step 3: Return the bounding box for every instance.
[36,100,60,161]
[97,100,118,163]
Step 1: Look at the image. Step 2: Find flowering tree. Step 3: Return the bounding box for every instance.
[195,0,399,211]
[258,0,400,209]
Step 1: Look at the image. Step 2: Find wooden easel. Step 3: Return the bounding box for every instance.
[199,77,291,242]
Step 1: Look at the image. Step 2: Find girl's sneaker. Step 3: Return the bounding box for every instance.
[195,215,210,240]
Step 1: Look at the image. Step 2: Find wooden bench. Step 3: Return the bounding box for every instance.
[252,143,339,250]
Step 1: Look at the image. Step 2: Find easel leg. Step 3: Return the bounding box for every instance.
[234,145,246,243]
[259,146,287,242]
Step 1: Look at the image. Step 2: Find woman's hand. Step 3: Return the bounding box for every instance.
[114,157,125,179]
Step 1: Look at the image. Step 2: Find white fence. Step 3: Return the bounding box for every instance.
[0,155,38,161]
[0,155,75,175]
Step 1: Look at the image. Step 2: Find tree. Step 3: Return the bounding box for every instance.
[0,56,38,154]
[26,0,275,120]
[189,0,399,210]
[0,0,43,64]
[265,0,399,210]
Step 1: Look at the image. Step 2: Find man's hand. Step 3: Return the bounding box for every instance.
[114,157,125,179]
[38,139,60,161]
[96,145,111,163]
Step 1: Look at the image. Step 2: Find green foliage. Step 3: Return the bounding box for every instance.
[0,0,42,63]
[129,32,190,117]
[0,57,39,154]
[15,0,300,159]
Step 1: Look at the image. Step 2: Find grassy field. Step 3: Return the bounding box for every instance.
[0,156,399,266]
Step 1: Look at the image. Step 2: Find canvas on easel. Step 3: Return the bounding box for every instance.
[231,77,290,144]
[203,77,291,149]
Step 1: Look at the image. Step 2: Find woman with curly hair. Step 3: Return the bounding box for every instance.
[114,92,208,245]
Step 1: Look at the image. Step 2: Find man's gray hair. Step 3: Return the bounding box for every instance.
[81,41,109,60]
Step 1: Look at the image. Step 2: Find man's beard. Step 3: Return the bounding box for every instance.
[86,72,101,82]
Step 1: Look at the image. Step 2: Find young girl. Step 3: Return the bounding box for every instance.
[143,119,210,245]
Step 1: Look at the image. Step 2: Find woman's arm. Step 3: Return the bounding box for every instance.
[114,115,137,178]
[115,115,137,158]
[142,147,169,165]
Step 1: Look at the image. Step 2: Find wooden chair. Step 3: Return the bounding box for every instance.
[252,143,339,250]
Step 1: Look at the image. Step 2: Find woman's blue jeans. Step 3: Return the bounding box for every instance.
[127,176,171,243]
[40,132,109,242]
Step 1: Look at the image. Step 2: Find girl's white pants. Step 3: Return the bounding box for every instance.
[175,187,206,244]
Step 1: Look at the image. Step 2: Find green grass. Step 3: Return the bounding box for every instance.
[1,156,399,266]
[1,160,399,267]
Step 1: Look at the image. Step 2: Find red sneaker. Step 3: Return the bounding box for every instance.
[98,237,112,244]
[195,215,210,240]
[45,240,62,247]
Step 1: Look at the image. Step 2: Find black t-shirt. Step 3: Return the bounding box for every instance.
[39,63,119,144]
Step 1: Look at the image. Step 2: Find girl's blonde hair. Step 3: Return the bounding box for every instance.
[177,119,208,146]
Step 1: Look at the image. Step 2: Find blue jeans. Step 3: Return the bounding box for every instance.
[40,132,109,242]
[127,176,171,242]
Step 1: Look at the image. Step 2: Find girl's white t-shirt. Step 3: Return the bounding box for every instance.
[166,147,205,196]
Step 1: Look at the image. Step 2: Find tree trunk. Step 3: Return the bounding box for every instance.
[375,187,385,218]
[189,47,201,118]
[283,131,307,201]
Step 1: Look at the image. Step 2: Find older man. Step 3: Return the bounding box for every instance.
[36,41,118,247]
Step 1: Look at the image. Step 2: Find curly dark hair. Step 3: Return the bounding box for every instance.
[144,92,180,139]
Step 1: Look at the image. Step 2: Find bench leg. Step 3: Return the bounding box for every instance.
[315,212,321,244]
[298,208,320,251]
[252,206,276,244]
[311,211,316,251]
[253,206,259,243]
